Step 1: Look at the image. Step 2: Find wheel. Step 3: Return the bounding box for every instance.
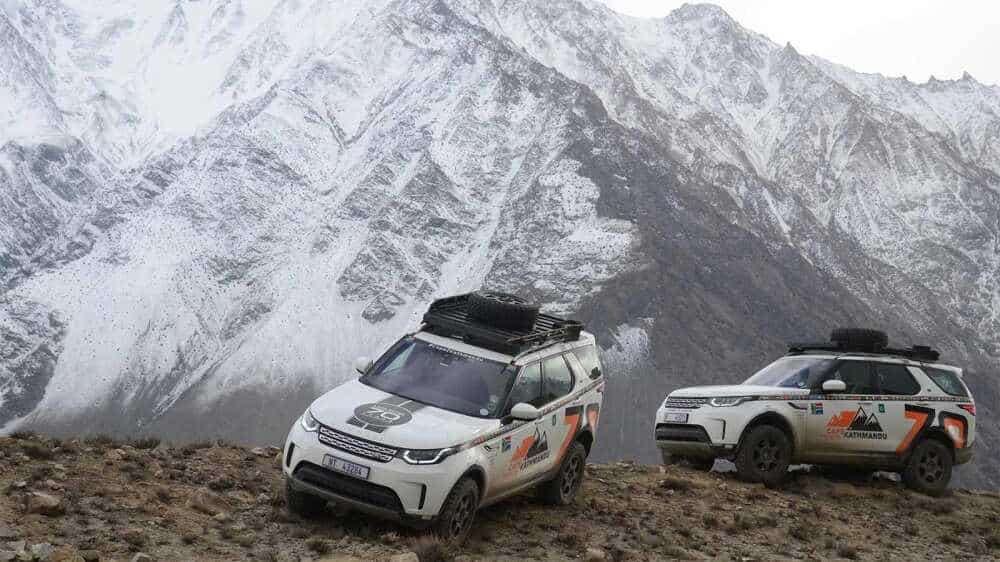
[830,328,888,350]
[285,479,326,518]
[467,291,539,331]
[735,425,791,486]
[434,477,480,543]
[902,439,952,495]
[539,441,587,505]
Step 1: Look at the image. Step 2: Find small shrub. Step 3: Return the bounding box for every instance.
[131,437,161,450]
[9,430,37,440]
[305,539,330,555]
[181,533,198,545]
[85,434,116,446]
[985,534,1000,549]
[702,513,719,529]
[788,521,815,542]
[659,476,693,491]
[556,533,580,548]
[208,478,236,492]
[411,536,453,562]
[836,545,859,559]
[21,442,54,460]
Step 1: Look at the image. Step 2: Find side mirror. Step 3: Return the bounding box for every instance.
[822,379,847,393]
[353,357,373,375]
[590,367,602,380]
[509,402,541,421]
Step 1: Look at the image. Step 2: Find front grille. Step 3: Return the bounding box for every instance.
[656,423,711,443]
[294,462,403,513]
[664,397,707,409]
[318,426,397,463]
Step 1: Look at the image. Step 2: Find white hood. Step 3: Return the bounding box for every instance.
[670,385,810,398]
[308,379,500,449]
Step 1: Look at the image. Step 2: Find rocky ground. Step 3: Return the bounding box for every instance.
[1,433,998,561]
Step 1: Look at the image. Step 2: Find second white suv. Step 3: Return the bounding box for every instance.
[283,292,605,541]
[655,329,975,494]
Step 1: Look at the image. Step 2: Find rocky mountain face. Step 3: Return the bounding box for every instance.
[0,1,997,487]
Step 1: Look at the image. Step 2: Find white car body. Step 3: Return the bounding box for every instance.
[283,330,605,522]
[655,352,976,470]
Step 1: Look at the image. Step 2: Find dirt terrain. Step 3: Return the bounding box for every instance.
[1,433,998,561]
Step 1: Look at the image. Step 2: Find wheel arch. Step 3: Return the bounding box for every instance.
[575,429,594,456]
[460,464,488,498]
[907,427,956,462]
[737,411,797,455]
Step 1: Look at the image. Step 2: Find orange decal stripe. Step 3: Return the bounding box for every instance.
[896,410,930,454]
[557,414,581,463]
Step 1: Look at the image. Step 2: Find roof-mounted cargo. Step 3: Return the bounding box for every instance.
[786,327,941,362]
[421,293,583,356]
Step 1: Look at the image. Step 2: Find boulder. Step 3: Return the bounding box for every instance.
[584,547,607,562]
[29,543,53,560]
[187,488,227,516]
[47,547,86,562]
[26,493,64,516]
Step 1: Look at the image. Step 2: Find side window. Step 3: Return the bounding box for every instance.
[922,367,969,397]
[573,345,603,379]
[508,363,544,408]
[875,363,920,395]
[826,361,877,394]
[541,355,574,404]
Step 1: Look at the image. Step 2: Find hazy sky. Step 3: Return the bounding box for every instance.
[598,1,999,86]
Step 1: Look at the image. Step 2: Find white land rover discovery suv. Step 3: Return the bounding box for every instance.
[655,329,975,494]
[283,292,605,541]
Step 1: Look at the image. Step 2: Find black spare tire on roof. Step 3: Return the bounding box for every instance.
[830,328,888,350]
[467,291,539,331]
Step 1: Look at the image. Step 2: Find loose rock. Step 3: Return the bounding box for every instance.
[585,547,607,562]
[26,492,63,516]
[47,547,86,562]
[388,553,419,562]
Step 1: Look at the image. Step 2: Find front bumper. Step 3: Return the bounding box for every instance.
[654,405,741,459]
[283,420,466,519]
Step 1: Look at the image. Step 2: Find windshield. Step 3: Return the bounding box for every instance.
[361,337,515,418]
[743,356,836,389]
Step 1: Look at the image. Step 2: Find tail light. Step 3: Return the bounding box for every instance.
[958,404,976,416]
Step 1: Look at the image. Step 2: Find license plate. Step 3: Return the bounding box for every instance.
[664,412,689,423]
[322,454,370,480]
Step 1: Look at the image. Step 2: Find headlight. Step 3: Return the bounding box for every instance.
[300,408,320,432]
[708,396,754,407]
[398,447,457,465]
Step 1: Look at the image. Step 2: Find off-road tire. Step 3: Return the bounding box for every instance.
[467,291,539,331]
[735,425,791,486]
[660,451,713,471]
[539,441,587,505]
[285,479,326,518]
[434,477,480,543]
[902,439,952,496]
[830,328,888,350]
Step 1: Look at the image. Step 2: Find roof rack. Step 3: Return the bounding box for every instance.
[786,342,941,362]
[421,294,584,356]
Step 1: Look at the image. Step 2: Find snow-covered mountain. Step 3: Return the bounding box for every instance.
[1,0,997,487]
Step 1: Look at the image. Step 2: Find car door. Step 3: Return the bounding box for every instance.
[804,359,883,458]
[871,362,923,455]
[538,353,578,476]
[490,362,547,493]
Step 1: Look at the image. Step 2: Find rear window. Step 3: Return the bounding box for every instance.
[573,345,603,379]
[922,367,968,397]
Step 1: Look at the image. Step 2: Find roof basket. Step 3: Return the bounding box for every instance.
[786,341,941,362]
[421,293,584,356]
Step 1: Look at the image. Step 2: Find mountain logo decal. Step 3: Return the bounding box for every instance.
[826,406,887,440]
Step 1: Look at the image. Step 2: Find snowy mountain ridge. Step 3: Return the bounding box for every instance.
[0,0,998,488]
